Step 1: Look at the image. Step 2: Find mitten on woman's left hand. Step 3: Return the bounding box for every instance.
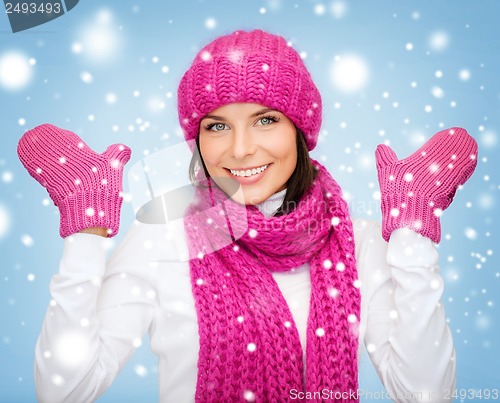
[375,127,478,243]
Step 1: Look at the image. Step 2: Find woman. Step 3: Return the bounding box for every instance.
[18,30,477,402]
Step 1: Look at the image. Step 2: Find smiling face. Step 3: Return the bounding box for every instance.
[198,103,298,205]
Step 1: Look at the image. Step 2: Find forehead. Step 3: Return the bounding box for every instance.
[202,103,278,118]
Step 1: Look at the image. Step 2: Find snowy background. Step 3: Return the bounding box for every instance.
[1,0,499,401]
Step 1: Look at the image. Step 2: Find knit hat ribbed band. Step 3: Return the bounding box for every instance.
[177,29,322,151]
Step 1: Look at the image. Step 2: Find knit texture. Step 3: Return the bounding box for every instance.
[17,124,131,238]
[178,29,322,151]
[375,127,478,243]
[184,160,360,402]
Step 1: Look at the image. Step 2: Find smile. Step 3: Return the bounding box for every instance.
[228,164,270,177]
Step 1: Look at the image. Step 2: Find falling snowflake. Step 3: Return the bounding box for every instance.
[459,69,471,81]
[54,331,90,368]
[315,328,325,337]
[464,227,478,240]
[0,51,33,90]
[205,17,217,29]
[330,54,369,93]
[314,3,326,15]
[134,364,148,377]
[80,71,93,83]
[0,204,11,239]
[429,31,450,51]
[244,390,256,402]
[21,234,34,247]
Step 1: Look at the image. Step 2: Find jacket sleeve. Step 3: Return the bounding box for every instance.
[34,224,159,403]
[356,220,456,402]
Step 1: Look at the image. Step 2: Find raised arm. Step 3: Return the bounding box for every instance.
[360,127,478,401]
[18,124,156,402]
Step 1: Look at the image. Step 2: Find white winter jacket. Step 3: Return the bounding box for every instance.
[34,193,455,402]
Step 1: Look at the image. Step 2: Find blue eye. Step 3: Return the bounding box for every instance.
[257,115,279,126]
[206,122,228,131]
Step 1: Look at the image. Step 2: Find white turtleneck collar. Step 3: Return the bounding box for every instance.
[254,188,287,218]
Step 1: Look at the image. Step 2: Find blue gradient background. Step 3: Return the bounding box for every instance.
[0,1,498,402]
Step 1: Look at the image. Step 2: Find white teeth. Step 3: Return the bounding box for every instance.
[229,164,269,177]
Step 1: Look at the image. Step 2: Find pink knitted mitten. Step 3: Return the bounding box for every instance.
[376,127,478,243]
[18,124,131,238]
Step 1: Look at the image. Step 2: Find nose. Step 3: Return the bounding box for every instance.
[230,127,257,159]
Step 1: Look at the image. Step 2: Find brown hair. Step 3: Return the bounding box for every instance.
[188,128,318,215]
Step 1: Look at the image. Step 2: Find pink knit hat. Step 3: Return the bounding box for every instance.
[177,29,322,151]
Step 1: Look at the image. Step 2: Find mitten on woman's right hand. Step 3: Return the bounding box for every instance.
[17,124,131,238]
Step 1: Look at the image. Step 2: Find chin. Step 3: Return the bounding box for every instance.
[209,170,284,206]
[228,190,267,206]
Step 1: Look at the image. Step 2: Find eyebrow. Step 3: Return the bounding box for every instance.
[202,108,277,121]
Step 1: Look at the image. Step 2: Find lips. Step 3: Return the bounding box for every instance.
[223,163,272,185]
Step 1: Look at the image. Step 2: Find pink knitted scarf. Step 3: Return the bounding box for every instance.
[184,160,360,402]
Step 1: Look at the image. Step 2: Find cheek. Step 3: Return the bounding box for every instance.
[199,138,220,169]
[283,149,298,180]
[282,133,298,179]
[271,131,297,166]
